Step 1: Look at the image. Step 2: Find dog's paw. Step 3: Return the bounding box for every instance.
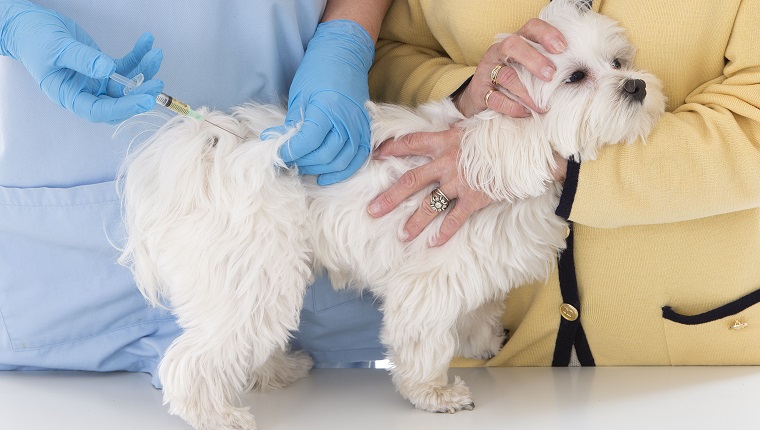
[248,349,313,392]
[186,406,257,430]
[410,376,475,414]
[220,408,258,430]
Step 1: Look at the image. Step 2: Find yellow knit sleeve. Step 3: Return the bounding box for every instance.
[567,0,760,228]
[368,0,475,105]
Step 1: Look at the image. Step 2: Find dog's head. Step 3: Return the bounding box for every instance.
[507,0,666,161]
[456,0,666,201]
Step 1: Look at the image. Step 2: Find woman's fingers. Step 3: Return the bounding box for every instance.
[400,184,456,242]
[368,161,438,218]
[369,127,462,217]
[373,127,457,159]
[493,33,556,82]
[399,177,493,246]
[455,19,566,118]
[368,125,495,247]
[432,189,492,247]
[484,86,532,117]
[516,18,567,54]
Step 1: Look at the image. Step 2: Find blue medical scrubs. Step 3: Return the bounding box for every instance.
[0,0,384,387]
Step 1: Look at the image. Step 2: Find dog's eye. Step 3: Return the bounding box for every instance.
[565,71,586,83]
[612,59,622,69]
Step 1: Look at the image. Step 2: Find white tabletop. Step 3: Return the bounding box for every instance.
[1,366,759,430]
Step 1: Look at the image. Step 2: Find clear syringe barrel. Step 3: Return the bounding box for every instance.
[155,93,204,120]
[110,72,204,121]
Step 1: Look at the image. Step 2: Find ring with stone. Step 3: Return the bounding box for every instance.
[430,188,451,212]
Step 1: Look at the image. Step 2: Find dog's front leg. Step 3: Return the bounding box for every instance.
[381,294,475,413]
[454,298,507,360]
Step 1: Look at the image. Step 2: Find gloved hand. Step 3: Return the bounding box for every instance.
[0,0,163,123]
[262,20,375,186]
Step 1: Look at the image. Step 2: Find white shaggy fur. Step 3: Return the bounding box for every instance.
[118,1,666,429]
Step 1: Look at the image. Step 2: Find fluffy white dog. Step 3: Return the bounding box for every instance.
[118,1,665,428]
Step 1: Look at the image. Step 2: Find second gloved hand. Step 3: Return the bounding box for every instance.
[0,0,163,123]
[263,20,375,186]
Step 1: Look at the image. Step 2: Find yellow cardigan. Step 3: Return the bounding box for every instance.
[369,0,760,366]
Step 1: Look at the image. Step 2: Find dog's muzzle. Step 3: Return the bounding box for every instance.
[623,78,647,102]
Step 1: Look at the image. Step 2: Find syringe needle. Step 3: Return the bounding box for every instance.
[202,119,244,139]
[109,72,243,139]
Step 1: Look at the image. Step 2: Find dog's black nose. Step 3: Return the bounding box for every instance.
[623,79,647,102]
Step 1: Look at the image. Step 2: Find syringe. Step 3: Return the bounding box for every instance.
[109,72,242,138]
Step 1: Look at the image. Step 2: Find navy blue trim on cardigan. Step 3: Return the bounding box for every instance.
[551,226,596,366]
[555,156,581,220]
[662,287,760,325]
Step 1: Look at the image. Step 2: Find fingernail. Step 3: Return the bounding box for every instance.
[542,66,555,80]
[551,39,566,53]
[428,235,438,247]
[368,202,381,216]
[399,230,409,241]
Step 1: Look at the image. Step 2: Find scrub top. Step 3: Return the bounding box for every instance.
[0,0,384,387]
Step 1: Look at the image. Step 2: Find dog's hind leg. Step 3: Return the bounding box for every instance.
[158,274,308,430]
[155,204,312,429]
[381,289,475,413]
[159,327,265,430]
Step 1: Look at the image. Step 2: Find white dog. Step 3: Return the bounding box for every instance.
[118,1,665,428]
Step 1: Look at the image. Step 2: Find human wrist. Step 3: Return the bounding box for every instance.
[0,0,35,57]
[552,152,568,183]
[453,86,478,117]
[311,20,375,73]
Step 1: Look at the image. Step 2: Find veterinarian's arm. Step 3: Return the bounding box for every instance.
[261,0,392,186]
[557,0,760,228]
[321,0,391,42]
[0,0,164,123]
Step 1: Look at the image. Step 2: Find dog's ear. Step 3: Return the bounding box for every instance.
[549,0,592,9]
[543,0,592,21]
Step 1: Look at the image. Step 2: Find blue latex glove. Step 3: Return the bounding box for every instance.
[263,20,375,186]
[0,0,163,123]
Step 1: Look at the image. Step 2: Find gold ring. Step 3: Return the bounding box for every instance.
[490,64,503,85]
[484,89,495,109]
[430,188,451,212]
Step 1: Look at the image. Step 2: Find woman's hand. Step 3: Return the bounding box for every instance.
[368,126,494,247]
[368,19,567,246]
[454,18,566,117]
